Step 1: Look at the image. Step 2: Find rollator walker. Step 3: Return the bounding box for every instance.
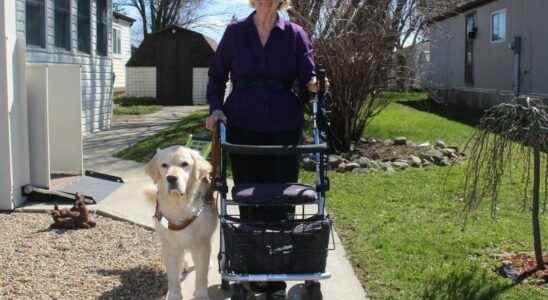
[213,70,335,300]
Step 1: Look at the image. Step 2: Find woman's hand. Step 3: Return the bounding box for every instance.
[307,76,331,93]
[205,109,227,131]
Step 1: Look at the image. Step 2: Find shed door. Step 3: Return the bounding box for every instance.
[156,35,178,105]
[156,32,193,106]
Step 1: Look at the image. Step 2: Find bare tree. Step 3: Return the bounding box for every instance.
[288,0,461,151]
[115,0,223,37]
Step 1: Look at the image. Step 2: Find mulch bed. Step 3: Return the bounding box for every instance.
[0,213,167,299]
[498,252,548,284]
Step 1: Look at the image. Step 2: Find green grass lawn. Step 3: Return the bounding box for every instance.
[115,92,548,299]
[113,97,162,115]
[366,92,475,147]
[114,110,209,162]
[307,92,548,299]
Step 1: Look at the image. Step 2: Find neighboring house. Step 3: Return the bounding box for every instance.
[112,11,134,93]
[427,0,548,108]
[126,25,217,105]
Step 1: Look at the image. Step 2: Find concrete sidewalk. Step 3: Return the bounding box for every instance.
[23,106,368,300]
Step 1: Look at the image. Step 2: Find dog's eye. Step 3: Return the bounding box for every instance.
[181,161,189,167]
[161,163,168,168]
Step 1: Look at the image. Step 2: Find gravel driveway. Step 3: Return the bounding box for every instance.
[0,213,167,299]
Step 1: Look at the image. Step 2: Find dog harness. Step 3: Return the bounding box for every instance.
[153,177,215,231]
[154,199,205,231]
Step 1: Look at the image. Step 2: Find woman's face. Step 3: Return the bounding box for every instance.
[253,0,279,14]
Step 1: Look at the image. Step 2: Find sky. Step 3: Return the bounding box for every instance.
[125,0,255,46]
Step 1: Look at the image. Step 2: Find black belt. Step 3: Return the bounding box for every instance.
[232,79,293,90]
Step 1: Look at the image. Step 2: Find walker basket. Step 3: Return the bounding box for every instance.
[221,215,332,274]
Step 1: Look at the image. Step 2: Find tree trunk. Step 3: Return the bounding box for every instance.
[533,146,545,270]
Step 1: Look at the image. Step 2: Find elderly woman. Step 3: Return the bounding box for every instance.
[205,0,320,298]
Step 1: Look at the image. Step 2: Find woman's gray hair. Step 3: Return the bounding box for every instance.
[249,0,292,10]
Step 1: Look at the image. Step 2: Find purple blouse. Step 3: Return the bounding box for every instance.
[206,11,316,132]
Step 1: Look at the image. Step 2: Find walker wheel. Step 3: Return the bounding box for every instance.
[221,279,230,290]
[304,281,322,300]
[231,283,248,300]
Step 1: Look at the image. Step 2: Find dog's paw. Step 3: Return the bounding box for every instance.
[192,289,209,300]
[165,289,183,300]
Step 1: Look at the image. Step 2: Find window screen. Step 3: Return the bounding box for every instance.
[491,10,506,42]
[96,0,108,56]
[55,0,71,50]
[113,28,121,55]
[78,0,91,53]
[26,0,45,47]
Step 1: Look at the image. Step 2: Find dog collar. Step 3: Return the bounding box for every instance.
[154,200,204,231]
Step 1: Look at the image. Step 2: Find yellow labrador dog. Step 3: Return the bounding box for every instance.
[144,145,218,300]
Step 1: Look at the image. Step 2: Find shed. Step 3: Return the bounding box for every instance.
[126,26,217,105]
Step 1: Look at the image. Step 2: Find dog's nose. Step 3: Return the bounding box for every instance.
[166,175,178,185]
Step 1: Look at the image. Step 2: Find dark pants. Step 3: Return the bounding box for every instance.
[228,126,301,222]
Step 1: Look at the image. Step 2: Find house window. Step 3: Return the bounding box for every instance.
[26,0,45,47]
[55,0,71,50]
[491,9,506,42]
[77,0,91,53]
[113,28,122,55]
[96,0,108,56]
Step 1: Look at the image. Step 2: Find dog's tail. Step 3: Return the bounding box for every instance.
[142,185,158,204]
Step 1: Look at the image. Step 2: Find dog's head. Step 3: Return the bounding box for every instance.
[145,146,211,197]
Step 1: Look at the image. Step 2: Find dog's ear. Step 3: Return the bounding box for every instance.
[145,150,162,184]
[190,149,212,181]
[142,185,158,204]
[185,149,212,196]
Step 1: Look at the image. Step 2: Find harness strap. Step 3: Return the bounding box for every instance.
[154,197,203,232]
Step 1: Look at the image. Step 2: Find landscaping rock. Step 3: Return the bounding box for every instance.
[350,153,361,161]
[345,162,360,171]
[393,137,407,145]
[417,142,431,148]
[355,157,373,168]
[441,148,456,156]
[359,137,368,144]
[391,161,409,170]
[383,139,393,146]
[420,149,444,162]
[329,155,344,168]
[408,155,422,167]
[437,157,451,166]
[435,140,447,148]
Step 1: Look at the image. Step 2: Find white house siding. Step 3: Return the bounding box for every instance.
[112,19,131,90]
[126,67,156,97]
[16,0,113,134]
